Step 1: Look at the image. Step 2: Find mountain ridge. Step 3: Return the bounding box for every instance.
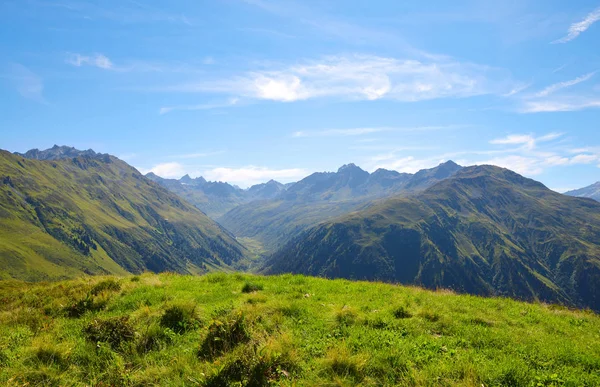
[219,161,463,253]
[265,164,600,311]
[0,149,248,281]
[565,181,600,201]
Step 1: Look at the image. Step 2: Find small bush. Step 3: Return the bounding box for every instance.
[199,311,251,359]
[159,302,201,334]
[90,279,121,295]
[241,282,264,293]
[392,305,412,319]
[137,324,174,353]
[130,276,141,282]
[64,295,108,318]
[204,337,299,386]
[84,316,135,350]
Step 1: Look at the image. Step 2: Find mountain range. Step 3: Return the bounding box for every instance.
[146,173,288,218]
[2,145,600,311]
[566,181,600,202]
[1,147,247,281]
[265,165,600,311]
[219,161,463,253]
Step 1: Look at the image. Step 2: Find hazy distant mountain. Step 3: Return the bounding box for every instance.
[219,161,462,252]
[565,182,600,201]
[247,179,286,200]
[15,145,99,161]
[1,148,248,281]
[146,173,290,218]
[266,165,600,311]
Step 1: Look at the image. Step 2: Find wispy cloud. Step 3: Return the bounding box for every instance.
[159,98,240,115]
[521,98,600,113]
[66,53,113,69]
[35,0,192,25]
[503,82,532,97]
[169,151,225,159]
[164,54,513,104]
[292,125,464,138]
[139,161,307,187]
[478,132,596,175]
[490,132,562,150]
[552,6,600,43]
[203,166,307,187]
[4,64,46,103]
[534,72,596,97]
[139,162,185,179]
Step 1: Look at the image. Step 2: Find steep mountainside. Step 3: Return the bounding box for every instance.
[266,165,600,311]
[566,181,600,201]
[220,161,462,253]
[146,174,287,218]
[0,150,247,281]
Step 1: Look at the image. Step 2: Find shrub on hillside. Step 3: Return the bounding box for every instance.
[84,316,135,350]
[199,311,250,359]
[90,279,121,295]
[64,294,108,318]
[137,324,174,353]
[392,305,412,319]
[241,282,263,293]
[159,302,201,334]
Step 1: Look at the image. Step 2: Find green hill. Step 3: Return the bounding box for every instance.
[0,273,598,386]
[0,150,247,281]
[266,165,600,311]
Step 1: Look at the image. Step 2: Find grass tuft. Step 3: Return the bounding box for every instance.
[159,302,201,334]
[199,310,251,359]
[392,305,412,319]
[83,316,135,350]
[90,279,121,295]
[241,281,264,293]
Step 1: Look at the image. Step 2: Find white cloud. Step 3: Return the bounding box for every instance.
[503,83,532,97]
[66,53,113,69]
[169,151,225,159]
[479,153,598,176]
[534,72,596,97]
[293,127,387,138]
[521,98,600,113]
[203,166,307,187]
[7,64,45,103]
[489,132,562,150]
[369,155,445,174]
[165,54,513,103]
[490,134,536,149]
[553,7,600,43]
[292,125,463,138]
[159,98,239,114]
[479,155,545,175]
[140,162,185,179]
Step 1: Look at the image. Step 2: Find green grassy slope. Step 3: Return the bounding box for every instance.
[0,273,598,386]
[0,151,247,281]
[267,165,600,311]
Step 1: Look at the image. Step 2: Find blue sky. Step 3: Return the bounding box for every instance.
[1,0,600,189]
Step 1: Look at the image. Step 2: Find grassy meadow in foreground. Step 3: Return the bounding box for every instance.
[0,273,598,386]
